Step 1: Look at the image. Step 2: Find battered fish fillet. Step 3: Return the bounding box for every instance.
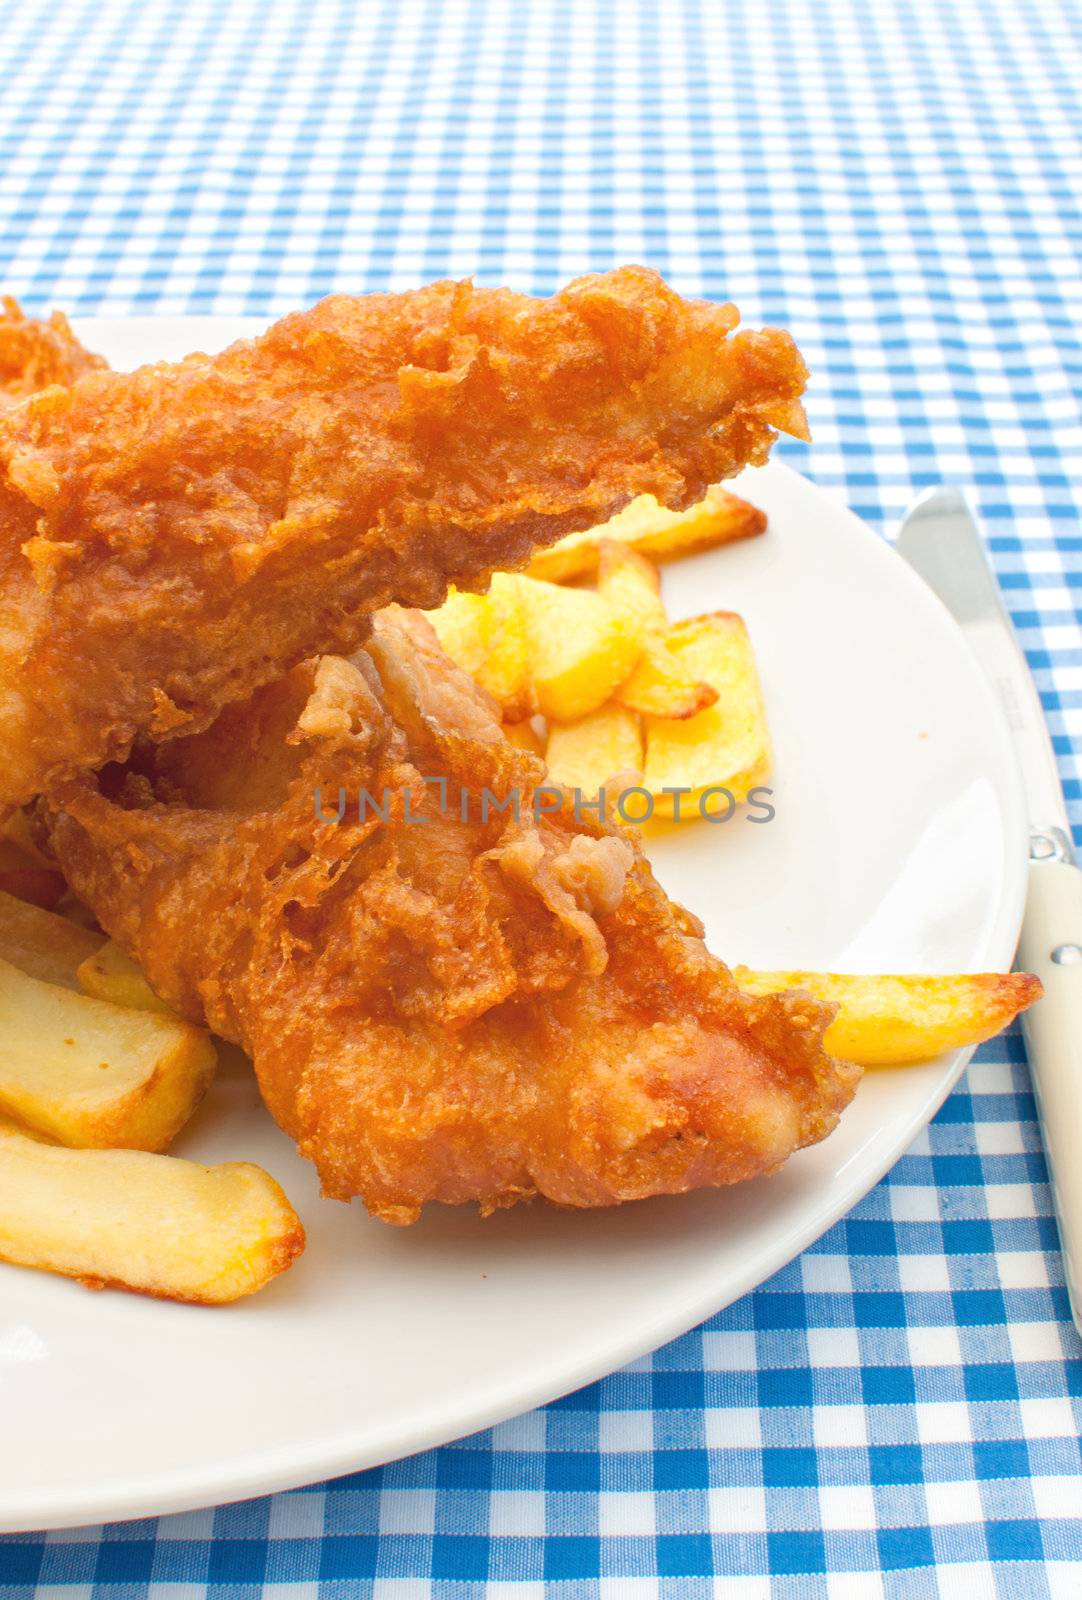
[0,267,807,810]
[42,611,857,1225]
[0,296,105,405]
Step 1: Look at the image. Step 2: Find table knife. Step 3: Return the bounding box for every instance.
[896,486,1082,1334]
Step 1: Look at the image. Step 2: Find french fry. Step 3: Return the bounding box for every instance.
[0,889,104,989]
[733,969,1043,1066]
[517,575,645,722]
[596,540,667,631]
[526,487,767,584]
[1,806,53,866]
[595,540,719,720]
[0,839,66,910]
[427,574,535,721]
[55,898,102,931]
[546,703,644,798]
[0,1119,304,1304]
[77,940,174,1016]
[501,718,546,759]
[425,587,488,676]
[478,574,535,721]
[643,612,771,816]
[617,637,720,719]
[0,958,217,1151]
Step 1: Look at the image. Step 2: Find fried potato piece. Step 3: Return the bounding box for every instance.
[517,576,645,722]
[617,634,720,720]
[2,805,55,865]
[546,703,644,798]
[643,613,771,817]
[0,889,104,989]
[596,540,668,631]
[1,804,67,907]
[77,939,174,1016]
[501,718,546,758]
[596,541,718,720]
[0,958,217,1150]
[733,969,1042,1065]
[0,1119,304,1303]
[526,486,768,583]
[427,573,534,720]
[425,588,490,677]
[0,839,66,910]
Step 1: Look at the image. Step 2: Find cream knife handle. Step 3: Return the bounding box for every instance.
[1016,858,1082,1336]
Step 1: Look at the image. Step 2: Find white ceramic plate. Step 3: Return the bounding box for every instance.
[0,319,1027,1533]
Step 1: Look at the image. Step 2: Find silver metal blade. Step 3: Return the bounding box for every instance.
[896,486,1072,861]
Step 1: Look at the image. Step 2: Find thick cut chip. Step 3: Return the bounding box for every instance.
[78,940,175,1016]
[501,718,546,758]
[517,576,645,722]
[0,889,104,989]
[2,806,55,865]
[0,1119,304,1304]
[733,969,1042,1065]
[426,588,489,678]
[472,574,534,720]
[617,635,720,720]
[596,541,668,631]
[546,703,644,798]
[526,487,767,583]
[643,612,771,817]
[596,541,718,719]
[427,574,535,720]
[0,958,217,1150]
[0,839,66,910]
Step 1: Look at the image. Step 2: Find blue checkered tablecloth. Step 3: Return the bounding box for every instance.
[0,0,1080,1592]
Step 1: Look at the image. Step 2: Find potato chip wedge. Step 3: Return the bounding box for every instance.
[55,897,104,933]
[0,958,217,1151]
[596,540,667,632]
[501,718,546,759]
[1,806,53,866]
[0,1119,304,1304]
[425,586,490,678]
[0,839,66,910]
[427,575,535,720]
[617,636,720,719]
[643,612,771,817]
[595,543,720,720]
[77,939,174,1016]
[517,576,645,723]
[463,573,535,721]
[546,703,644,798]
[733,969,1043,1066]
[526,487,767,583]
[0,889,104,989]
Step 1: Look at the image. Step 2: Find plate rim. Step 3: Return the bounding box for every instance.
[2,321,1030,1531]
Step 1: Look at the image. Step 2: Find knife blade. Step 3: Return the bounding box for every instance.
[897,486,1082,1334]
[896,487,1071,861]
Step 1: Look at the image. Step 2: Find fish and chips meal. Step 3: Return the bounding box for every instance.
[0,273,1040,1301]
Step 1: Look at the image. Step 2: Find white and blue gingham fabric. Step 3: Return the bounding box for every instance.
[0,0,1080,1592]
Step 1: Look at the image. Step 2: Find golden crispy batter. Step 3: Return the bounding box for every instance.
[0,267,807,809]
[43,612,856,1225]
[0,296,106,404]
